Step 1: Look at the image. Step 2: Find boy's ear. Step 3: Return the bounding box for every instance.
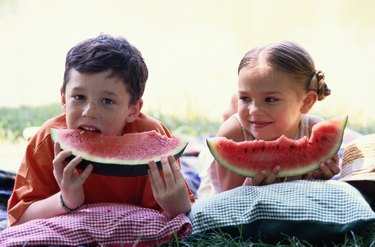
[126,99,143,123]
[300,91,318,114]
[60,88,67,113]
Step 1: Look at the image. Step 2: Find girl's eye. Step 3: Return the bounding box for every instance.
[265,97,278,103]
[102,98,114,105]
[73,95,86,101]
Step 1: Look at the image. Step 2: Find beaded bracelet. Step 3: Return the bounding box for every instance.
[59,193,81,212]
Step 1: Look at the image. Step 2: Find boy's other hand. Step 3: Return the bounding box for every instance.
[148,155,191,218]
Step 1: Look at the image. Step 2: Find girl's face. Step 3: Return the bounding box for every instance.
[238,65,311,140]
[61,69,141,136]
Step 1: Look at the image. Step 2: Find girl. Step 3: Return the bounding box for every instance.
[208,41,340,193]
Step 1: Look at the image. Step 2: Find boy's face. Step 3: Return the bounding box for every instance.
[61,69,141,136]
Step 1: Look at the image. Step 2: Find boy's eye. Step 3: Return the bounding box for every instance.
[102,98,114,105]
[240,96,251,102]
[73,95,86,101]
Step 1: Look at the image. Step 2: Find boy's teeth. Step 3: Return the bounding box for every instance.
[82,127,97,131]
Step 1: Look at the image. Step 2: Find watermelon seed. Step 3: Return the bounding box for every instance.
[244,148,248,153]
[320,136,329,142]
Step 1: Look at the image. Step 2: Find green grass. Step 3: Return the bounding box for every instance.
[0,103,374,142]
[0,104,62,142]
[0,103,221,142]
[161,227,375,246]
[1,104,375,246]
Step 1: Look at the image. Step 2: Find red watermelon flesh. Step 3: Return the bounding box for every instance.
[206,116,348,178]
[50,129,188,176]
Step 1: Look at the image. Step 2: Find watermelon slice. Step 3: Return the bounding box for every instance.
[206,116,348,178]
[50,129,188,177]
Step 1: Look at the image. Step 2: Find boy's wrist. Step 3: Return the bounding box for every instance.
[59,193,82,212]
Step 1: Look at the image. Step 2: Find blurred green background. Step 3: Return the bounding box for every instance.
[1,0,374,141]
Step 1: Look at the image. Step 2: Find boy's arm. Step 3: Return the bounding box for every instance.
[8,114,68,225]
[14,193,64,225]
[13,143,93,225]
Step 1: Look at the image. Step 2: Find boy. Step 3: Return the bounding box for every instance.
[8,34,194,226]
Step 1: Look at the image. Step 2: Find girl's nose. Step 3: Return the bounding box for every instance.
[248,102,264,115]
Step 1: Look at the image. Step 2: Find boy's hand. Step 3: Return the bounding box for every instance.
[304,154,340,179]
[53,142,93,210]
[148,156,191,218]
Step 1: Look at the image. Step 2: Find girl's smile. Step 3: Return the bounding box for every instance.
[238,65,306,140]
[249,120,273,129]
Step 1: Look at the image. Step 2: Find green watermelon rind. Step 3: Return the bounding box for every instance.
[207,116,348,178]
[64,146,187,177]
[50,128,188,177]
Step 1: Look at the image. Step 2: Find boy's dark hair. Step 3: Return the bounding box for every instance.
[62,34,148,105]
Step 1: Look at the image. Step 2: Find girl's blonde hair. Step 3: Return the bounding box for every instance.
[238,41,331,101]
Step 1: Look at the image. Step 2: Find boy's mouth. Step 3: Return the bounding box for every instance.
[79,126,101,133]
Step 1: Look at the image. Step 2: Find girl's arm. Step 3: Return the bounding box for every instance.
[207,117,249,192]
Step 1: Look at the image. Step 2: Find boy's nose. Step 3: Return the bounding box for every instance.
[82,104,98,118]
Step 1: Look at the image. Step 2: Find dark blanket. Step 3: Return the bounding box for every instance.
[0,170,15,231]
[0,152,200,233]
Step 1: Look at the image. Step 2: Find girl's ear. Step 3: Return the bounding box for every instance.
[126,99,143,123]
[60,88,67,113]
[300,91,318,114]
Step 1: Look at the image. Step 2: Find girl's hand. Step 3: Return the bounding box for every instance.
[304,154,340,179]
[148,156,191,218]
[248,166,283,185]
[53,142,93,210]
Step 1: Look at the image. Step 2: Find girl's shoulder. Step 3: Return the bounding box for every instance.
[301,114,324,137]
[216,114,246,142]
[304,114,324,126]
